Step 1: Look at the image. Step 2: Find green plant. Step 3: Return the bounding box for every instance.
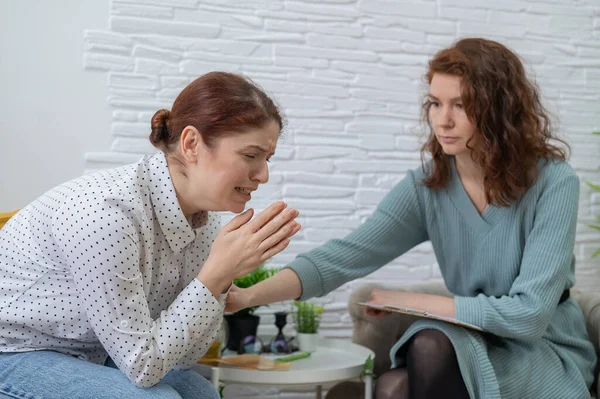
[361,354,375,379]
[293,301,324,334]
[232,264,279,316]
[590,131,600,258]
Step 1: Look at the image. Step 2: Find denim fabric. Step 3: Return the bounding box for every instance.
[0,351,219,399]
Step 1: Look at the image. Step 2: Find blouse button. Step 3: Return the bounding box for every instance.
[120,320,129,328]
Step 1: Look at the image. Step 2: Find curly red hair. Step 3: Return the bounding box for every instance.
[420,38,568,206]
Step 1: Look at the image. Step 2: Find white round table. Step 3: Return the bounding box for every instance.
[194,338,375,399]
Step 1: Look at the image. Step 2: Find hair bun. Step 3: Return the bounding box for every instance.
[149,109,171,149]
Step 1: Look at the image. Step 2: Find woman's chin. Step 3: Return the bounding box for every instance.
[228,203,247,214]
[439,144,467,157]
[441,149,459,156]
[200,201,246,214]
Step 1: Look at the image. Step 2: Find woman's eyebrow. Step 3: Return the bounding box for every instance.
[244,144,275,156]
[427,94,462,102]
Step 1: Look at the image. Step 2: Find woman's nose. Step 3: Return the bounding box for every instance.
[436,106,454,128]
[252,162,269,184]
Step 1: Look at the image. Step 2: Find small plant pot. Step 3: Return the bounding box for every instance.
[224,314,260,353]
[297,333,319,352]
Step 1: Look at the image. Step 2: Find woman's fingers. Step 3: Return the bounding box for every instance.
[258,219,300,251]
[224,285,249,313]
[215,202,299,278]
[253,207,299,243]
[364,307,390,317]
[260,238,291,263]
[221,208,254,233]
[244,202,287,233]
[287,223,302,239]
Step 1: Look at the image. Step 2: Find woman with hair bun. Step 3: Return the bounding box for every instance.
[0,72,299,398]
[227,38,596,399]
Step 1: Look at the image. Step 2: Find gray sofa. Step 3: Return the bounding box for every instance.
[326,281,600,399]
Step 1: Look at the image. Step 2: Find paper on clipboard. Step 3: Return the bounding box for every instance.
[357,302,485,332]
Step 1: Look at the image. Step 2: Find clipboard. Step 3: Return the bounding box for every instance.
[357,302,485,332]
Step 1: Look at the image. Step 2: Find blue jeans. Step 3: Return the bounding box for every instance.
[0,351,219,399]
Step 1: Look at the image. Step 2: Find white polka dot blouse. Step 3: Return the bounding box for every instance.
[0,152,226,387]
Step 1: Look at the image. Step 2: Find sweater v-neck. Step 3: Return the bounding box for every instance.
[446,157,506,234]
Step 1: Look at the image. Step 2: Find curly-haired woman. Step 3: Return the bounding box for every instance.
[226,38,597,399]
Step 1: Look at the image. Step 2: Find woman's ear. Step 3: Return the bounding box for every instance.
[180,126,203,162]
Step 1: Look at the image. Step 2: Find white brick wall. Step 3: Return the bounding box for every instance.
[83,1,600,396]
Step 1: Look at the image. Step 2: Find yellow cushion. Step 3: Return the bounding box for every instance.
[0,210,19,230]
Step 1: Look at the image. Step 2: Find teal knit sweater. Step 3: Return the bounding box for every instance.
[287,158,596,398]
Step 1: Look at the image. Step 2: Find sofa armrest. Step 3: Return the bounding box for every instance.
[572,289,600,394]
[347,281,450,376]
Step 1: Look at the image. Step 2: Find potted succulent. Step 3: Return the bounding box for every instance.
[224,264,279,353]
[293,301,324,352]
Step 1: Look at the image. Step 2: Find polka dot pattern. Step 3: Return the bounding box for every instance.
[0,152,225,387]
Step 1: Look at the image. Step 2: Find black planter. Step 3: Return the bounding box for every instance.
[224,314,260,353]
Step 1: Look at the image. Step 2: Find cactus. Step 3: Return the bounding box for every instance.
[293,301,324,334]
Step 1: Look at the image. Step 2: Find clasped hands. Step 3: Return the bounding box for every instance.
[198,201,301,296]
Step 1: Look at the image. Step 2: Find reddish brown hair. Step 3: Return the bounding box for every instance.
[421,38,568,206]
[150,71,283,152]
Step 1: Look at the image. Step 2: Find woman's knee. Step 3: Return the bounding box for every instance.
[408,329,454,360]
[161,368,220,399]
[105,383,182,399]
[375,368,409,399]
[96,367,217,399]
[63,366,182,399]
[0,351,182,399]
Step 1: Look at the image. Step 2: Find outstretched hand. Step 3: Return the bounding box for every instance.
[224,285,251,314]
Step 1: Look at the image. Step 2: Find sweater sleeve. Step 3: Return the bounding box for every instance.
[286,170,429,300]
[455,172,579,340]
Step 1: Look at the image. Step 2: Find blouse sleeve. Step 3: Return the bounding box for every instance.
[53,198,223,387]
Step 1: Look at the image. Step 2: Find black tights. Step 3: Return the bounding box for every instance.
[375,329,470,399]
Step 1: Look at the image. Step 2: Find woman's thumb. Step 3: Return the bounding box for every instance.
[222,208,254,232]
